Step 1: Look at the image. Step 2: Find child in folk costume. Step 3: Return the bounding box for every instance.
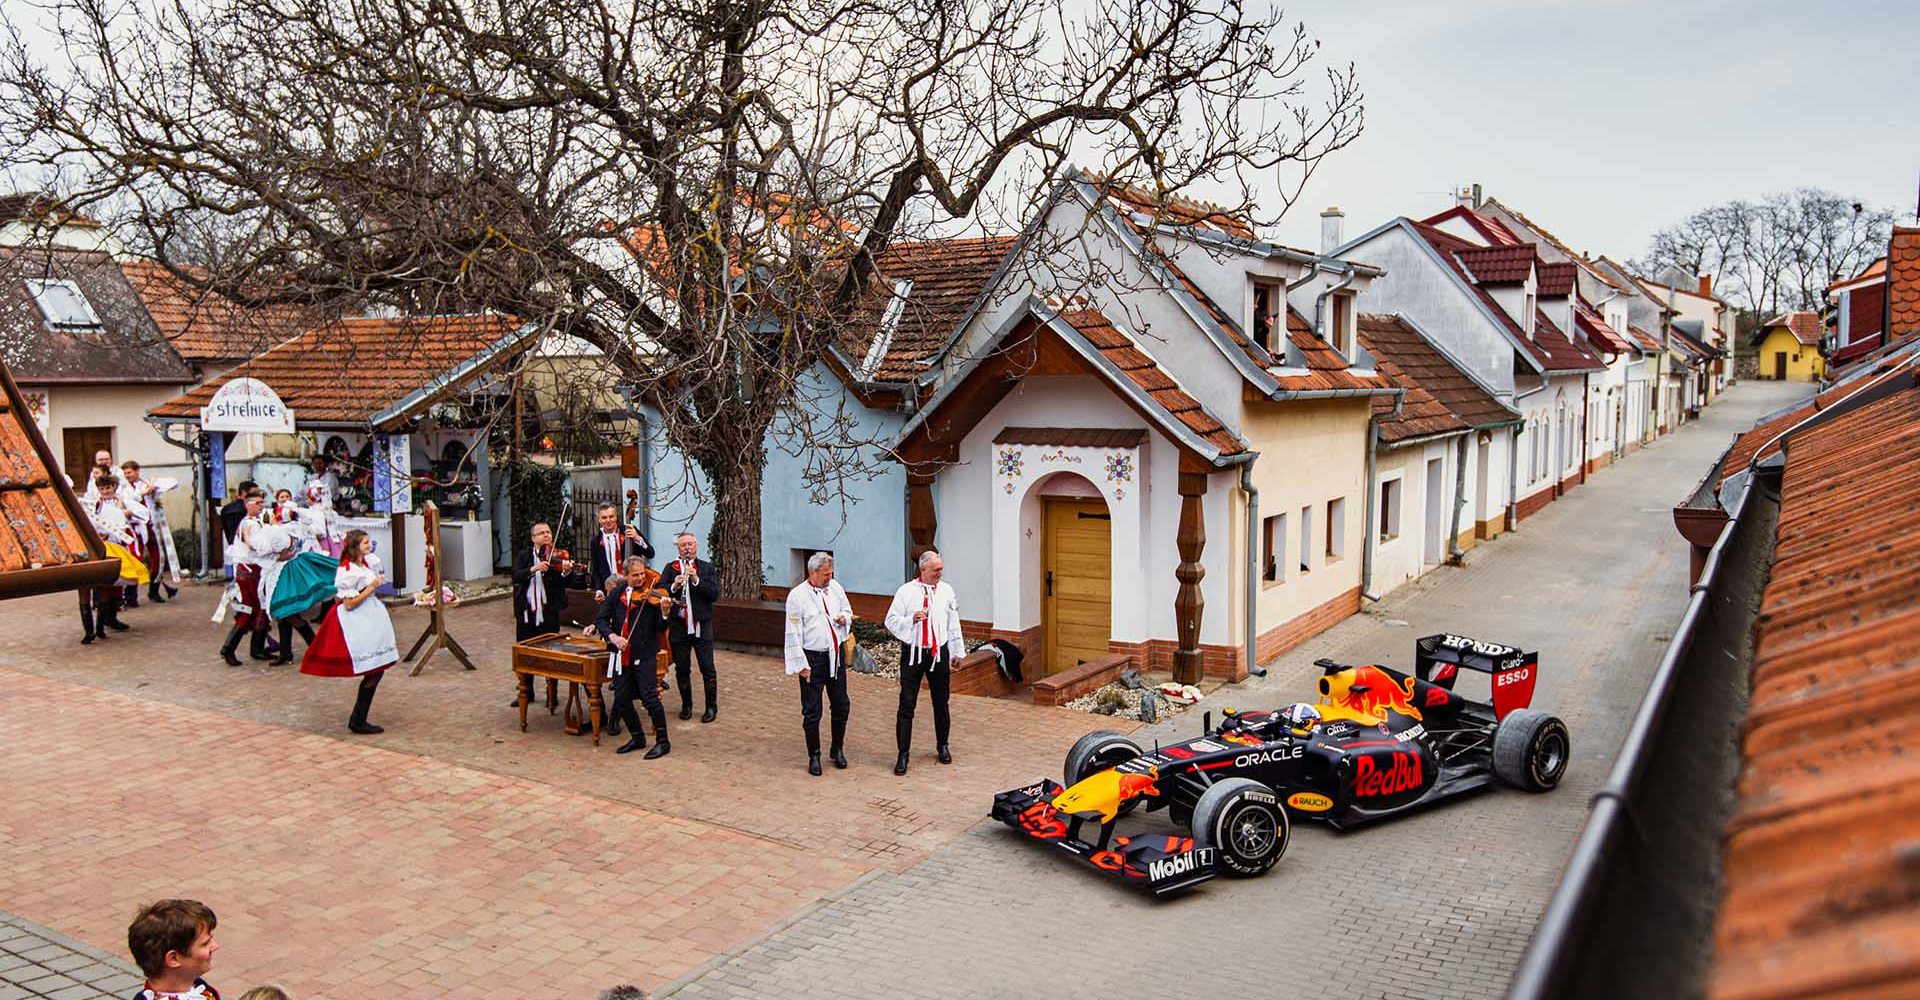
[299,529,399,734]
[120,461,182,603]
[126,898,221,1000]
[592,556,673,759]
[81,472,147,643]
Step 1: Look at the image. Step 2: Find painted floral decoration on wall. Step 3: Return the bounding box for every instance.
[1104,452,1134,484]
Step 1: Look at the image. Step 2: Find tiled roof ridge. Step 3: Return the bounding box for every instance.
[1479,198,1628,292]
[1080,171,1255,237]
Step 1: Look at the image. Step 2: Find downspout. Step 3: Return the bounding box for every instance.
[1580,372,1591,484]
[1359,388,1405,602]
[1509,370,1549,530]
[1314,267,1360,344]
[1446,433,1469,564]
[1238,456,1263,677]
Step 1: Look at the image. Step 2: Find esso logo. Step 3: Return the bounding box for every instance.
[1496,668,1532,687]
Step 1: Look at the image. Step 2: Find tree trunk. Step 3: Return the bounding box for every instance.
[706,452,768,602]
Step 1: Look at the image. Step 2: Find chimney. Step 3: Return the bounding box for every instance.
[1698,274,1713,297]
[1472,183,1483,208]
[1320,206,1345,254]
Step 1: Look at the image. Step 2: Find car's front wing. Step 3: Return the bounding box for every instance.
[990,779,1217,896]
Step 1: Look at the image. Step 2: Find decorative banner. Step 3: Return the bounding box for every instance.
[373,432,412,513]
[199,377,295,433]
[371,434,391,513]
[207,431,227,500]
[21,389,49,432]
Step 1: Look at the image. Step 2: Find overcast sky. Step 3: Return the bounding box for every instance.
[1265,0,1920,259]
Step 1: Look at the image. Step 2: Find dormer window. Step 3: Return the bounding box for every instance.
[1251,278,1284,354]
[1523,292,1536,337]
[1331,292,1353,357]
[26,278,101,330]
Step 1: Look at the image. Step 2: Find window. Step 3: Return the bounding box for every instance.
[1325,497,1346,561]
[1523,292,1536,335]
[1262,512,1287,583]
[1331,293,1353,356]
[1378,478,1402,542]
[25,279,101,330]
[1251,279,1284,353]
[1298,505,1313,574]
[790,547,832,583]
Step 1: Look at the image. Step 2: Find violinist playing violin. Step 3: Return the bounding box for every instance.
[591,556,673,759]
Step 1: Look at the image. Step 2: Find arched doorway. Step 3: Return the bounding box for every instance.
[1036,472,1111,675]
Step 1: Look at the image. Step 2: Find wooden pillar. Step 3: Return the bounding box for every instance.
[1173,469,1208,685]
[907,468,937,562]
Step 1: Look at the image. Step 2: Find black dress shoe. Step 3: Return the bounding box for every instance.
[348,721,384,735]
[831,749,849,770]
[894,753,909,776]
[615,734,648,754]
[808,752,823,776]
[221,650,241,666]
[643,742,671,760]
[938,744,953,765]
[106,619,131,632]
[701,706,716,724]
[679,705,693,721]
[604,716,621,737]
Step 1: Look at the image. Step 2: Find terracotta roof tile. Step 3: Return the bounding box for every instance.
[1757,311,1824,348]
[1536,261,1577,297]
[1455,244,1535,284]
[1055,306,1246,456]
[1708,376,1920,1000]
[150,314,527,427]
[1409,222,1601,373]
[1090,177,1258,240]
[1358,314,1518,444]
[1532,309,1605,371]
[1884,226,1920,344]
[0,359,117,596]
[837,236,1016,383]
[0,248,193,384]
[121,261,318,364]
[1478,199,1628,292]
[1626,324,1665,353]
[1574,300,1636,355]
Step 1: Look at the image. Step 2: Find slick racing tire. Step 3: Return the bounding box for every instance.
[1063,730,1147,817]
[1492,709,1570,792]
[1190,778,1290,878]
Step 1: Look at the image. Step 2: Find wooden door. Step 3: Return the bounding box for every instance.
[1773,353,1787,380]
[62,426,112,488]
[1043,499,1112,675]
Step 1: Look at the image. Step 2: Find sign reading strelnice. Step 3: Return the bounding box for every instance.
[200,377,295,433]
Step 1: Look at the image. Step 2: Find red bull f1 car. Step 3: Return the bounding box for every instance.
[990,633,1570,895]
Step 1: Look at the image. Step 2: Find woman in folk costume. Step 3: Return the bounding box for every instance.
[592,556,673,759]
[300,529,399,734]
[79,472,147,643]
[300,481,342,558]
[270,486,343,658]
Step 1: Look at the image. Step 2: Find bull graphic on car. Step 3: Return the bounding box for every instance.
[989,634,1571,895]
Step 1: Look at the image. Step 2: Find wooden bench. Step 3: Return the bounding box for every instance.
[1031,652,1130,706]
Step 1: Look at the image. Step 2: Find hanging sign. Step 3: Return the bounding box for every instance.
[372,433,413,513]
[207,431,228,501]
[200,377,294,433]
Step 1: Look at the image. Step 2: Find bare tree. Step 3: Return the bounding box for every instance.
[1,0,1362,598]
[1636,188,1894,314]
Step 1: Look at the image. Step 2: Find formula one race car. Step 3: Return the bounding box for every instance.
[990,633,1570,895]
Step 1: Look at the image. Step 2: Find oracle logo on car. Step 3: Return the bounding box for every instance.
[1234,745,1304,767]
[1147,848,1214,882]
[1352,751,1424,798]
[1286,792,1333,813]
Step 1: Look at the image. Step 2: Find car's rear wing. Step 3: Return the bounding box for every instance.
[1414,633,1537,719]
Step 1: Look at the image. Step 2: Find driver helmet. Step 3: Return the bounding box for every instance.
[1279,703,1321,732]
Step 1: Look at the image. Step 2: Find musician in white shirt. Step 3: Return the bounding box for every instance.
[784,551,854,776]
[883,549,964,774]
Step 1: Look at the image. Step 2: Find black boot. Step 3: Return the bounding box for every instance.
[702,686,717,724]
[219,626,246,666]
[348,672,384,734]
[894,752,909,776]
[643,740,671,760]
[124,585,138,609]
[271,621,297,665]
[643,703,670,759]
[831,747,849,770]
[679,693,693,721]
[147,581,166,604]
[808,751,823,776]
[830,716,848,769]
[938,744,953,765]
[80,604,97,645]
[248,623,271,660]
[616,732,648,754]
[102,596,130,631]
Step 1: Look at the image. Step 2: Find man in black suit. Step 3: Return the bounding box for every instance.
[658,531,722,722]
[593,556,672,759]
[219,479,259,546]
[512,522,571,642]
[586,502,654,601]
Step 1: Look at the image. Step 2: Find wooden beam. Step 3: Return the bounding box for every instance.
[907,469,937,562]
[1173,471,1208,685]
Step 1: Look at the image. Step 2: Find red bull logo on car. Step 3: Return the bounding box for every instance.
[1319,665,1425,725]
[1352,751,1424,799]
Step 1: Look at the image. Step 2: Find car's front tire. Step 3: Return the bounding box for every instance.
[1190,777,1289,878]
[1492,709,1570,792]
[1062,730,1147,817]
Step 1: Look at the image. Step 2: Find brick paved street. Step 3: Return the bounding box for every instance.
[650,380,1814,1000]
[0,912,142,1000]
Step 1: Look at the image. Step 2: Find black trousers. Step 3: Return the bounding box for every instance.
[670,626,717,709]
[612,655,668,741]
[798,648,850,754]
[897,643,951,753]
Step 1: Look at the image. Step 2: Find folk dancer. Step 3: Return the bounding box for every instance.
[592,557,673,759]
[299,482,343,557]
[218,479,259,548]
[299,529,400,734]
[883,549,964,774]
[218,490,271,665]
[253,518,316,666]
[119,460,181,603]
[79,473,145,643]
[659,531,721,723]
[79,449,123,504]
[784,552,853,776]
[587,502,662,693]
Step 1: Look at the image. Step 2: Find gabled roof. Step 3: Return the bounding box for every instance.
[1455,244,1536,285]
[1477,198,1628,292]
[893,297,1250,468]
[1825,256,1885,294]
[834,236,1016,384]
[0,248,193,384]
[1400,220,1602,374]
[1670,323,1724,360]
[1089,176,1258,241]
[1419,205,1523,246]
[1536,261,1577,298]
[1625,324,1666,354]
[0,357,119,599]
[1358,313,1518,446]
[1709,376,1920,1000]
[120,261,318,365]
[1713,350,1920,490]
[1755,311,1822,347]
[1531,309,1606,372]
[1886,226,1920,344]
[150,314,532,429]
[1574,299,1636,355]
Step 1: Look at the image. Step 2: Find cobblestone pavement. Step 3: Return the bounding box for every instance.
[0,912,142,1000]
[652,380,1814,1000]
[0,541,1126,996]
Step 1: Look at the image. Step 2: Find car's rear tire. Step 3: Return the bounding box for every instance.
[1493,709,1570,792]
[1190,777,1289,878]
[1062,730,1146,817]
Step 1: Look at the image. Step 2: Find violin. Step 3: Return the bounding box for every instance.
[627,566,673,609]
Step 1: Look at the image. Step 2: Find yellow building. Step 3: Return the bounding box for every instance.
[1752,312,1825,382]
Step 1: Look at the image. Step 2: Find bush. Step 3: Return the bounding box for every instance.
[506,460,565,550]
